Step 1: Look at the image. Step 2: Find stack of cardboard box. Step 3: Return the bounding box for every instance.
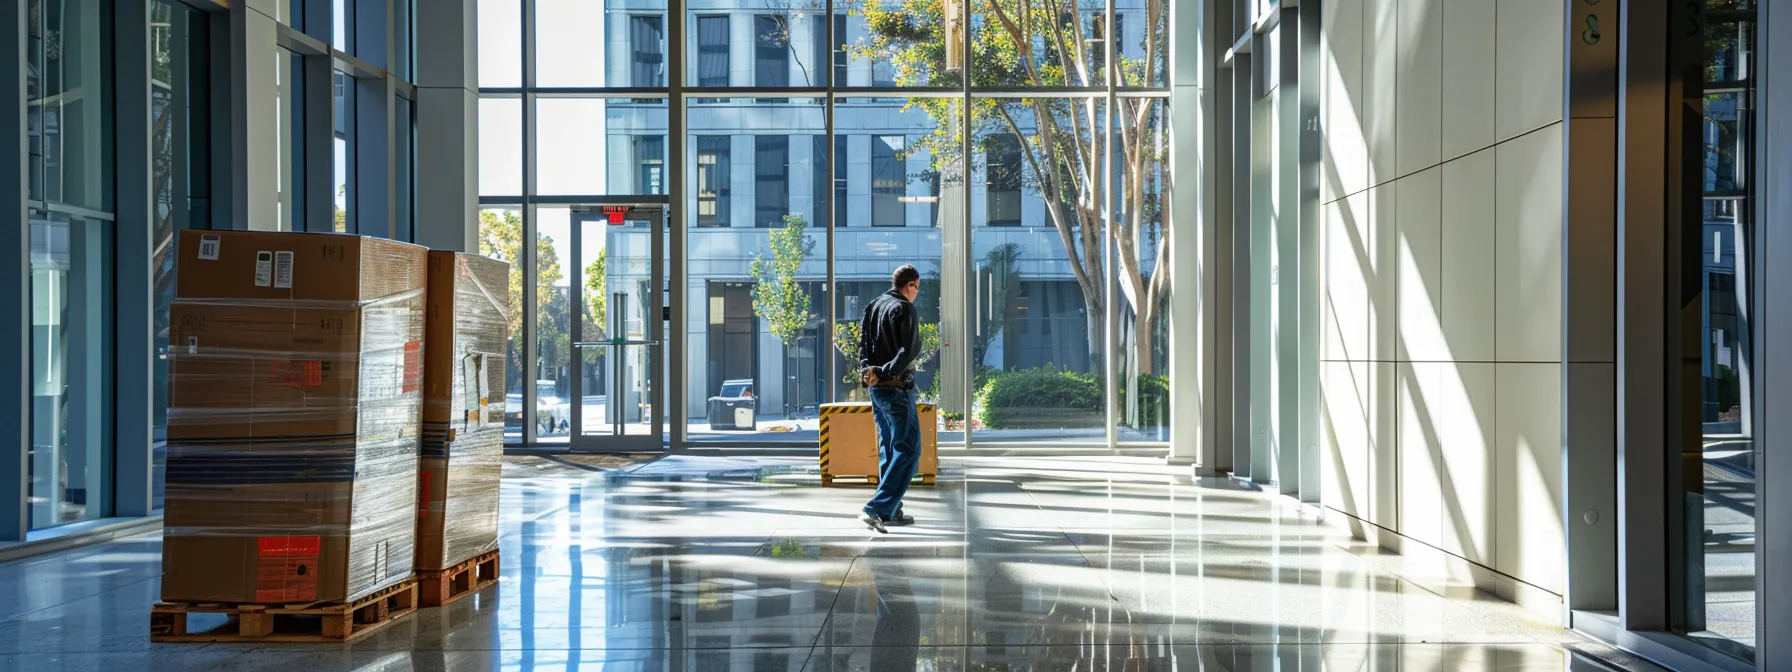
[416,251,508,575]
[159,232,509,610]
[162,231,429,605]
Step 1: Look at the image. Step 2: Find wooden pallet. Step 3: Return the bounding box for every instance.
[418,550,500,608]
[820,473,936,487]
[150,579,418,643]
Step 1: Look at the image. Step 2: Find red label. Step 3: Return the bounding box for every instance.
[271,360,323,387]
[255,535,321,603]
[402,341,422,393]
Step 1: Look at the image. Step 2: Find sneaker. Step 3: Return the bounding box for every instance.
[859,511,888,533]
[885,511,916,527]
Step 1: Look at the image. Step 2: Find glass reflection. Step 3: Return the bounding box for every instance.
[1686,0,1758,661]
[29,214,115,529]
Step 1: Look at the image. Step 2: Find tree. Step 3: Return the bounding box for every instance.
[752,214,816,347]
[478,210,569,392]
[850,0,1171,375]
[833,321,942,384]
[752,215,816,413]
[582,250,607,365]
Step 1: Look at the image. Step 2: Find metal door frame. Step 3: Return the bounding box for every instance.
[567,195,670,454]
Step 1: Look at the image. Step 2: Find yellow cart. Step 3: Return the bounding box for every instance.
[818,402,938,486]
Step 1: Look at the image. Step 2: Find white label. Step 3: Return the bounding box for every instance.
[197,235,221,261]
[273,251,294,289]
[254,252,273,287]
[187,337,198,354]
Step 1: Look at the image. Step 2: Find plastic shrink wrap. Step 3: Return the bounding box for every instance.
[162,230,427,604]
[417,251,509,571]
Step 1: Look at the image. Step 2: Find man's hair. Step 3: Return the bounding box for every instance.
[892,264,921,289]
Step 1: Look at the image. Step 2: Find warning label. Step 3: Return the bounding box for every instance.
[402,342,422,393]
[255,536,321,603]
[271,360,324,388]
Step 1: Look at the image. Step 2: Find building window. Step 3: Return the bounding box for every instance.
[397,95,415,241]
[756,15,790,88]
[1114,13,1127,59]
[755,136,790,228]
[925,169,942,227]
[630,16,665,88]
[811,135,845,229]
[637,136,665,195]
[872,136,904,227]
[810,15,829,87]
[27,0,116,530]
[987,134,1023,226]
[833,15,848,85]
[333,70,353,232]
[755,15,789,105]
[697,16,729,88]
[697,136,731,227]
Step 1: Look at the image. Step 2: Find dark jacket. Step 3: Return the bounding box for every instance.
[859,289,920,389]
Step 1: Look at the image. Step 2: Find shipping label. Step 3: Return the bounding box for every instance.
[255,535,321,603]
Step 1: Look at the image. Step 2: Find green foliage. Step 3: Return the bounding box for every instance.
[915,323,941,371]
[1121,373,1170,428]
[479,209,569,387]
[832,319,940,385]
[974,366,1103,429]
[582,250,606,364]
[852,0,1173,375]
[751,214,815,347]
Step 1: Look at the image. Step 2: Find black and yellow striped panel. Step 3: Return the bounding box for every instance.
[817,403,937,476]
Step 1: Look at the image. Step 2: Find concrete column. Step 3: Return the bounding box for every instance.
[1296,2,1322,505]
[113,0,155,517]
[1168,0,1217,471]
[1,0,28,541]
[226,4,283,230]
[1562,0,1620,619]
[1615,0,1674,632]
[415,0,478,252]
[1757,1,1791,663]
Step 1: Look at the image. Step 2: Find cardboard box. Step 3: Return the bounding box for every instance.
[818,402,939,483]
[416,251,509,571]
[162,230,428,605]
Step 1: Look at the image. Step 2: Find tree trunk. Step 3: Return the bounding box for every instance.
[1134,308,1156,377]
[1085,308,1105,378]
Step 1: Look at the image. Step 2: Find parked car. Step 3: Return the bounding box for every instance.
[706,379,757,430]
[505,380,571,434]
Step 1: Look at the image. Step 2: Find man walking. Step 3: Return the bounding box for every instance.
[857,265,923,533]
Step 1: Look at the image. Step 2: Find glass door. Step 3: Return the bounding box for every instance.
[569,200,668,453]
[1680,0,1760,661]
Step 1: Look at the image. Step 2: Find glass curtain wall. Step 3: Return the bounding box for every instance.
[477,0,1170,448]
[1682,0,1760,661]
[151,0,212,512]
[27,0,117,529]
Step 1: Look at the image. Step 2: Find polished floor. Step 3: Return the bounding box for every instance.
[0,455,1660,671]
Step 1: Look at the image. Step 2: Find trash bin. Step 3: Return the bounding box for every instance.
[705,379,756,430]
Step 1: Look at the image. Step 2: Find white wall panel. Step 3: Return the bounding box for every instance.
[1441,149,1498,363]
[1396,168,1444,362]
[1495,0,1566,142]
[1323,0,1368,202]
[1495,126,1565,363]
[1395,0,1443,177]
[1440,0,1495,160]
[1495,362,1565,594]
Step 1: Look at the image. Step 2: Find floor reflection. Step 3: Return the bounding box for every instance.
[0,456,1652,671]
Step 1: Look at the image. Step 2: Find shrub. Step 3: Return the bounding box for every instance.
[1118,373,1170,434]
[974,366,1103,429]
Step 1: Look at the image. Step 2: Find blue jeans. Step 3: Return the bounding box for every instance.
[864,387,920,520]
